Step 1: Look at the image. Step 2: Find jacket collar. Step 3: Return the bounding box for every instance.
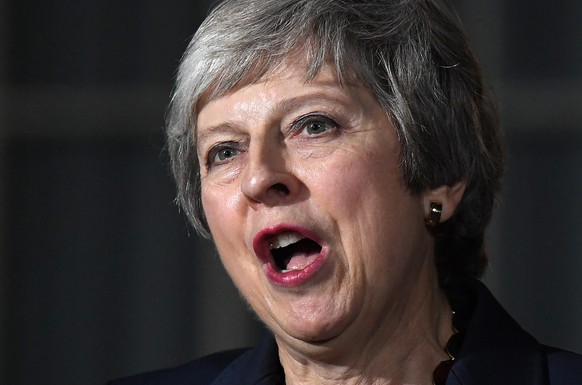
[446,279,547,385]
[210,280,548,385]
[210,334,283,385]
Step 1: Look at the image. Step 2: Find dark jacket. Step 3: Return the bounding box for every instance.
[109,281,582,384]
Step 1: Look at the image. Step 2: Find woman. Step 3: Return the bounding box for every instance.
[111,0,582,384]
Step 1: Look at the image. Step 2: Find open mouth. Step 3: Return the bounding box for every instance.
[268,231,323,273]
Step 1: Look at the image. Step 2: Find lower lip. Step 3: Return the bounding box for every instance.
[263,249,327,288]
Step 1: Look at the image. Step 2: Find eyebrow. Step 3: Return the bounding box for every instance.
[197,121,240,143]
[274,90,351,115]
[196,88,354,146]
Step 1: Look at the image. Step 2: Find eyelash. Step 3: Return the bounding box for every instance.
[291,114,340,136]
[204,114,341,170]
[206,141,242,169]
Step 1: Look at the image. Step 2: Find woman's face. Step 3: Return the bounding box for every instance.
[196,63,438,348]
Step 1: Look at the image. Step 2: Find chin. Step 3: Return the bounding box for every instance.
[274,308,352,345]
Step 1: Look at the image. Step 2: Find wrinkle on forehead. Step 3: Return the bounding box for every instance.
[197,63,368,133]
[196,48,362,116]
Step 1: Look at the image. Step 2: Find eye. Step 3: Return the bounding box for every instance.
[293,114,340,136]
[206,142,241,169]
[215,148,238,161]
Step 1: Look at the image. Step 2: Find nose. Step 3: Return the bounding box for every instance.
[241,141,302,207]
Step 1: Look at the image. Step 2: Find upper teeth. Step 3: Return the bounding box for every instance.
[269,232,303,249]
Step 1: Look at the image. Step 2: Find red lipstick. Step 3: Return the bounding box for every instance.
[253,224,327,288]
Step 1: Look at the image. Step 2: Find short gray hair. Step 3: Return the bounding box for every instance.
[166,0,505,285]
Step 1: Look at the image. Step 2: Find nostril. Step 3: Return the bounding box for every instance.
[271,183,290,195]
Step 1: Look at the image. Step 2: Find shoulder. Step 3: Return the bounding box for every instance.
[107,348,248,385]
[544,346,582,384]
[108,335,282,385]
[447,280,582,385]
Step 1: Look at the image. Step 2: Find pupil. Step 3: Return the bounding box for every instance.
[219,149,233,160]
[308,122,324,134]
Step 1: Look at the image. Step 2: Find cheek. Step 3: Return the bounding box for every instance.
[201,187,250,273]
[310,152,391,214]
[201,190,222,234]
[201,188,255,287]
[202,183,245,229]
[311,149,424,256]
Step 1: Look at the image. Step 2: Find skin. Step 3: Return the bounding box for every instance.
[196,62,465,385]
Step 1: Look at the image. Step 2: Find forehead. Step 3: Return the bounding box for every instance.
[198,54,311,110]
[195,46,365,112]
[196,62,365,135]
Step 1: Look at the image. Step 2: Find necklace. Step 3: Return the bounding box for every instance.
[432,304,469,385]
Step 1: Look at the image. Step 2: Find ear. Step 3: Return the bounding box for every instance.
[422,181,466,223]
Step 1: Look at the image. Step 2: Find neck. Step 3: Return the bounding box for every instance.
[277,276,453,385]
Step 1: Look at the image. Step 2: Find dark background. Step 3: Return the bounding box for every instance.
[1,1,581,384]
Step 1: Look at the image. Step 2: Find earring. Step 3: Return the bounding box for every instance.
[426,201,442,227]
